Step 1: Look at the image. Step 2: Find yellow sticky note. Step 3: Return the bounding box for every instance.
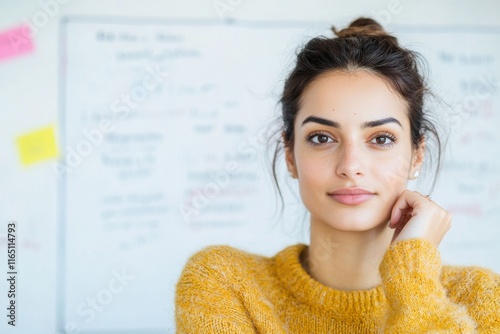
[16,126,59,165]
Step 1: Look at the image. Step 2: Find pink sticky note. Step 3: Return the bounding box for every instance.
[0,25,34,62]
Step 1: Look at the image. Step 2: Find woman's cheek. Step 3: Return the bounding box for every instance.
[380,167,409,196]
[297,162,327,207]
[379,155,412,186]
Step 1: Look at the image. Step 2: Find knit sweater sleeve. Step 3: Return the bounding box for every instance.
[379,239,500,333]
[175,246,257,334]
[443,264,500,333]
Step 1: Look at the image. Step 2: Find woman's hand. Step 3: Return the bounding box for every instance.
[388,190,452,247]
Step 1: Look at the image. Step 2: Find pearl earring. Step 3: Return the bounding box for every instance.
[413,170,420,178]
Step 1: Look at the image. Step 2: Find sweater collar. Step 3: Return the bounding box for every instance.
[275,244,387,314]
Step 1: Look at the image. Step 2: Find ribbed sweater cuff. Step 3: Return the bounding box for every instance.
[379,239,444,307]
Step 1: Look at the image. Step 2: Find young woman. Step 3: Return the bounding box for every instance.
[175,18,500,333]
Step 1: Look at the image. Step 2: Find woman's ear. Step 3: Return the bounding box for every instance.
[410,136,425,179]
[283,132,298,179]
[285,147,298,179]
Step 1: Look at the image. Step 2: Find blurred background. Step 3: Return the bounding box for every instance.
[0,0,499,333]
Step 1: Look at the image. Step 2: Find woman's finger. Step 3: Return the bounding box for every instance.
[388,190,452,247]
[389,190,424,228]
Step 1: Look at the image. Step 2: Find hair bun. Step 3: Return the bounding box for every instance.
[332,17,389,39]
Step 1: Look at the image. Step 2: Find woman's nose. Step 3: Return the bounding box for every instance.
[335,142,365,179]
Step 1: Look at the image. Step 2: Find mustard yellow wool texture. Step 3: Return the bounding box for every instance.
[176,239,500,333]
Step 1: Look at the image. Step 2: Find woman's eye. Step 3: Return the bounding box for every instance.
[309,134,333,144]
[371,135,396,146]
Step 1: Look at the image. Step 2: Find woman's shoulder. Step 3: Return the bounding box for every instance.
[441,264,500,303]
[442,264,500,284]
[182,244,269,270]
[178,244,303,282]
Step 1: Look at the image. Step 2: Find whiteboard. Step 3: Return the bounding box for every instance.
[59,17,313,333]
[58,17,500,333]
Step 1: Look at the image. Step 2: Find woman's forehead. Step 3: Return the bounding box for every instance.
[298,70,409,126]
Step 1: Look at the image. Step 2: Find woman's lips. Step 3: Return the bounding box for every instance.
[328,188,375,205]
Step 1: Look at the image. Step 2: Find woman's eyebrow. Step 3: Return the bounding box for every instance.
[301,115,403,129]
[301,116,340,128]
[363,117,403,129]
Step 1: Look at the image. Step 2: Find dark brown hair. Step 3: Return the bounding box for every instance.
[271,17,444,206]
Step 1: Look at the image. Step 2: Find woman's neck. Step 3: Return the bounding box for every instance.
[303,218,394,291]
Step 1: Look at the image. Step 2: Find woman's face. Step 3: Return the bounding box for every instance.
[286,70,424,232]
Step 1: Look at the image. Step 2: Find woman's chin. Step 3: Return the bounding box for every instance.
[312,214,390,233]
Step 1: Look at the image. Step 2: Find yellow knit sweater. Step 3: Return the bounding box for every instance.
[175,239,500,333]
